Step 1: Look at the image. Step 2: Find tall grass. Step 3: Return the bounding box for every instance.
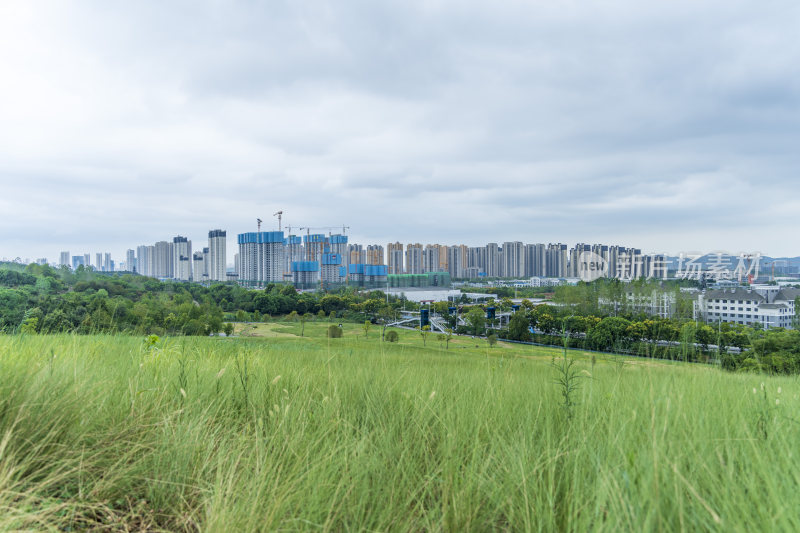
[1,329,799,531]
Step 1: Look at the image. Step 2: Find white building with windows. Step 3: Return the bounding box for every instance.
[695,287,799,329]
[208,229,227,282]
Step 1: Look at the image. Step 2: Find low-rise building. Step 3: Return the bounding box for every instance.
[694,287,799,329]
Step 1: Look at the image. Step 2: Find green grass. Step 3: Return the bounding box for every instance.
[1,323,799,531]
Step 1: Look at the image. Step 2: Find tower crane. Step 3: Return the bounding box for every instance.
[273,211,283,232]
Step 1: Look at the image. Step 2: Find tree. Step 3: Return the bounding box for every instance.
[300,313,311,336]
[420,325,431,346]
[223,323,234,336]
[587,316,632,351]
[507,311,532,341]
[465,307,486,336]
[445,328,454,349]
[385,329,399,342]
[487,333,498,348]
[19,316,39,334]
[363,320,371,338]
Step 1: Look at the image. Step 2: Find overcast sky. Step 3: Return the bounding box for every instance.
[1,0,799,264]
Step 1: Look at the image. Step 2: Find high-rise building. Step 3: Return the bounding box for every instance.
[153,241,174,278]
[545,243,568,278]
[321,253,344,284]
[329,235,349,266]
[568,243,591,278]
[387,242,404,274]
[447,245,465,279]
[172,236,192,281]
[95,253,103,271]
[405,244,423,274]
[237,231,284,284]
[71,255,85,270]
[304,234,326,262]
[192,251,205,282]
[423,245,440,273]
[485,243,500,277]
[59,251,70,267]
[502,241,525,278]
[285,235,303,274]
[202,247,210,281]
[137,245,154,277]
[104,253,112,273]
[126,249,136,273]
[525,243,546,277]
[348,243,365,265]
[208,230,227,282]
[366,244,384,266]
[83,254,91,269]
[467,246,487,275]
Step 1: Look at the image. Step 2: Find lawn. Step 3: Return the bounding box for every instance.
[0,323,798,531]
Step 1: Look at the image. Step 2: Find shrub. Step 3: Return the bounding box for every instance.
[385,330,399,343]
[327,325,343,338]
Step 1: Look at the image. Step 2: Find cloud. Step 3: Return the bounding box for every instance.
[1,0,799,264]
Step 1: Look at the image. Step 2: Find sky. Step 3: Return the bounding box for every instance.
[1,0,799,265]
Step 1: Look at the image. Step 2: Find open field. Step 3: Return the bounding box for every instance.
[2,324,800,531]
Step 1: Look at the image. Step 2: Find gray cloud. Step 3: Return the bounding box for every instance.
[1,0,799,264]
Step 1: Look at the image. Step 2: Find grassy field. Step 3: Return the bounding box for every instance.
[1,322,799,531]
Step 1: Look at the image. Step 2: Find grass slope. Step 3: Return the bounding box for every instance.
[0,324,798,531]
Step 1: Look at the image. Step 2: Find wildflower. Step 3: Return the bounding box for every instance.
[271,375,281,385]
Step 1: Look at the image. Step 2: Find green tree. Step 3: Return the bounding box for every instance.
[363,320,371,338]
[420,325,431,346]
[300,313,311,336]
[19,316,39,334]
[465,307,486,336]
[487,332,498,348]
[507,311,532,342]
[223,323,234,336]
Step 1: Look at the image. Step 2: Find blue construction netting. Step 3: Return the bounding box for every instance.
[291,261,319,272]
[238,231,285,244]
[322,253,341,265]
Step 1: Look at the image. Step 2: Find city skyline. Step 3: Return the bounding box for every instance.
[3,2,800,259]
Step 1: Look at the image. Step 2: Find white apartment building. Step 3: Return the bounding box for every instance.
[695,287,800,329]
[208,229,227,282]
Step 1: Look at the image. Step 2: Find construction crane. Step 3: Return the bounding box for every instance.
[273,211,283,232]
[257,218,262,232]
